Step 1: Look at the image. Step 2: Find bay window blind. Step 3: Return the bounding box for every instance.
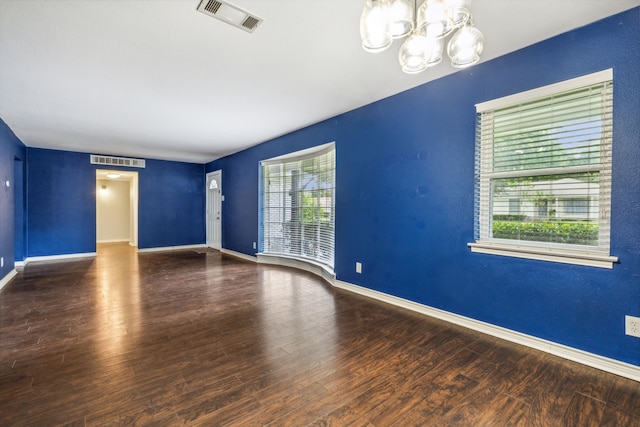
[261,144,335,269]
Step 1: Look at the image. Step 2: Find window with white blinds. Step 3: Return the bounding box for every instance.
[469,69,618,268]
[260,144,335,269]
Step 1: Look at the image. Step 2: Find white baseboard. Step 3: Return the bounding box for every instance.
[0,269,18,292]
[257,253,335,284]
[220,250,337,285]
[97,239,130,243]
[137,244,206,253]
[334,280,640,382]
[20,252,97,264]
[220,248,258,262]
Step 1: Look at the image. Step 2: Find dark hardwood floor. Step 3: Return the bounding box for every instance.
[1,243,638,426]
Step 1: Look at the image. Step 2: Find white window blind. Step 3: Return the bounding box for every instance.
[470,70,618,268]
[261,144,335,269]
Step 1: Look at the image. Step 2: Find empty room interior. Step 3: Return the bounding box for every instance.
[1,0,639,425]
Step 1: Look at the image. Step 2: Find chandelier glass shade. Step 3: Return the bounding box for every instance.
[388,0,414,38]
[360,0,484,73]
[360,0,392,52]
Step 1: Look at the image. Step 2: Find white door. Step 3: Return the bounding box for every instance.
[206,171,222,249]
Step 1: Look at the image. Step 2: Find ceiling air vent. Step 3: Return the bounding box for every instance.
[196,0,263,33]
[90,154,146,168]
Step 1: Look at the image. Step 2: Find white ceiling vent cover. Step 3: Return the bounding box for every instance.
[90,155,146,168]
[197,0,263,33]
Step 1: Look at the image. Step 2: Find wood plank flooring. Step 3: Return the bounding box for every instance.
[1,243,638,426]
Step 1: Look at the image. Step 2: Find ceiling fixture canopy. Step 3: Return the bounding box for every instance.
[360,0,484,73]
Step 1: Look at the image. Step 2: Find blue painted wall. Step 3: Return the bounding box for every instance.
[138,158,205,249]
[27,148,205,256]
[0,118,26,280]
[13,157,25,263]
[27,149,98,256]
[207,8,640,366]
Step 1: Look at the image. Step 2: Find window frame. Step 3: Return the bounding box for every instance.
[259,142,336,270]
[468,69,618,269]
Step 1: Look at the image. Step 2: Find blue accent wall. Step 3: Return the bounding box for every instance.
[0,118,26,279]
[27,149,98,256]
[26,148,205,256]
[138,158,205,249]
[13,157,25,262]
[207,8,640,366]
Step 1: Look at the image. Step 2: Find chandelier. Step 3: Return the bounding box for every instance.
[360,0,484,74]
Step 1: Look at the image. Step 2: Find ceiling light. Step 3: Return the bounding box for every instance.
[360,0,484,73]
[106,173,121,179]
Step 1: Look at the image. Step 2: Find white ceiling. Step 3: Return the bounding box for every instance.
[0,0,637,164]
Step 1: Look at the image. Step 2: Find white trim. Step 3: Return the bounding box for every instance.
[260,142,335,165]
[137,244,206,253]
[257,253,336,284]
[206,170,222,250]
[333,279,640,382]
[220,248,258,262]
[0,269,18,292]
[474,71,614,267]
[468,242,618,269]
[476,69,613,112]
[97,239,130,243]
[21,253,97,264]
[14,260,26,268]
[220,250,337,286]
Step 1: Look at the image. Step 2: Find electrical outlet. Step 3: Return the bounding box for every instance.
[355,262,362,274]
[626,315,640,338]
[0,257,3,268]
[253,242,256,250]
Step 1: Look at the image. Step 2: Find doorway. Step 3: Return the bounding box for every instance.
[206,170,222,250]
[96,170,139,247]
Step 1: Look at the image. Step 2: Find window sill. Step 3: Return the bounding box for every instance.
[468,241,618,269]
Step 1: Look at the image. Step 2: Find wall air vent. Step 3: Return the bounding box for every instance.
[90,155,146,168]
[196,0,263,33]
